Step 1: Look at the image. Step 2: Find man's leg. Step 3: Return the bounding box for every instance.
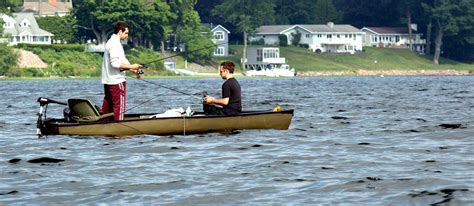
[111,82,126,121]
[102,84,112,114]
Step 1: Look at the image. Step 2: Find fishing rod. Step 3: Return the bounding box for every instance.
[141,41,228,67]
[123,41,228,112]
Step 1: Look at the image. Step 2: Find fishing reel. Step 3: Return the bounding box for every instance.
[137,69,144,74]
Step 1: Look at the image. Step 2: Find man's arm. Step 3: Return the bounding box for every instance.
[204,96,229,106]
[119,63,142,72]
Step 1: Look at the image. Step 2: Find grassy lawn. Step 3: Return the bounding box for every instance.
[221,45,473,72]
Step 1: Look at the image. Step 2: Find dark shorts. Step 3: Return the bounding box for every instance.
[203,104,240,116]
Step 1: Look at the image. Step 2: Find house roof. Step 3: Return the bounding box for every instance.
[211,25,230,34]
[256,24,362,34]
[201,23,230,33]
[2,12,53,36]
[22,1,73,15]
[362,27,417,35]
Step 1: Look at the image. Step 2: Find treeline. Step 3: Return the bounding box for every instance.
[0,0,215,65]
[197,0,474,63]
[1,0,474,64]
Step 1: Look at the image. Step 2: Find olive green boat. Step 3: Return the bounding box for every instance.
[36,97,294,136]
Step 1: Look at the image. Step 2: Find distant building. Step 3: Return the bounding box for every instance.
[202,23,230,56]
[21,0,73,17]
[361,25,426,54]
[250,22,364,54]
[246,47,286,70]
[1,12,54,45]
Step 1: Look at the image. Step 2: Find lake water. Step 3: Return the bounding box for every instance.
[0,76,473,205]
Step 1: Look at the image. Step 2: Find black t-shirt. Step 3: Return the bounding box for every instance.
[222,78,241,112]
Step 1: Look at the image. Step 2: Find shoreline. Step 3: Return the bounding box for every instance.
[1,69,472,80]
[296,69,472,77]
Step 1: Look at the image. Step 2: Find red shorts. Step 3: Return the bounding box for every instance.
[102,82,126,121]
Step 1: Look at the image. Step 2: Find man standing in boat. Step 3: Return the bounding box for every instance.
[203,61,242,115]
[102,21,142,121]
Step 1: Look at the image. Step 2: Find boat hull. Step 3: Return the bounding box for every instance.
[40,110,294,136]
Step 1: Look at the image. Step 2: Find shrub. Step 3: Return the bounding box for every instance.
[0,43,18,75]
[279,35,288,46]
[298,43,309,48]
[16,43,84,52]
[291,32,301,46]
[251,38,265,45]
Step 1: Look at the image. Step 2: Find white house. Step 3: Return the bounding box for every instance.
[202,23,231,56]
[250,22,364,54]
[361,26,426,54]
[1,12,54,45]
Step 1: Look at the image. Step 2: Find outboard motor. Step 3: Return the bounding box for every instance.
[36,97,67,138]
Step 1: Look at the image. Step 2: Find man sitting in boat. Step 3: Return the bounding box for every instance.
[203,61,242,115]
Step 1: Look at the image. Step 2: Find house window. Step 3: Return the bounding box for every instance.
[214,31,224,40]
[214,47,224,56]
[263,48,279,59]
[337,34,340,38]
[317,34,322,38]
[305,34,310,38]
[327,34,332,38]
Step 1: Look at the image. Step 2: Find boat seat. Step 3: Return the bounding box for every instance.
[68,99,114,122]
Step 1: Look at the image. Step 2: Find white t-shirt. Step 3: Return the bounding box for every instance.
[101,34,130,85]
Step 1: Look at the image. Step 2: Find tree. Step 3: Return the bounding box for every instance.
[36,15,78,43]
[437,0,474,61]
[423,0,462,64]
[72,0,110,44]
[167,0,214,63]
[73,0,171,47]
[0,18,4,36]
[314,0,342,24]
[274,0,314,24]
[212,0,275,70]
[0,0,22,14]
[194,0,223,24]
[334,0,401,28]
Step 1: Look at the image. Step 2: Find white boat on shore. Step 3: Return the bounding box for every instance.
[243,64,296,77]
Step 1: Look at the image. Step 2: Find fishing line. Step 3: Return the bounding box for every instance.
[122,42,225,112]
[142,41,228,66]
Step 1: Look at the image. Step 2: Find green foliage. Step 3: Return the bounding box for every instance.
[290,32,301,46]
[166,0,214,64]
[36,15,78,43]
[182,32,215,64]
[126,47,164,71]
[74,0,172,47]
[250,38,265,45]
[314,0,342,24]
[0,19,3,36]
[17,45,102,77]
[0,0,22,14]
[0,43,18,75]
[212,0,275,35]
[279,35,288,46]
[16,43,84,52]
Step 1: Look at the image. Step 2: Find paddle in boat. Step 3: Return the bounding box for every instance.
[36,97,294,137]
